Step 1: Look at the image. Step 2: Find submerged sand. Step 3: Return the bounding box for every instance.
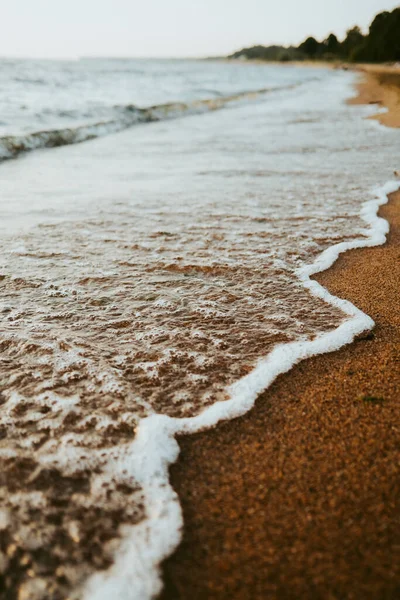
[161,70,400,599]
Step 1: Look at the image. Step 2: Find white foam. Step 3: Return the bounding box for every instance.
[82,180,399,599]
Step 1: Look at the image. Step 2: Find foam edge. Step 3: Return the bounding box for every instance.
[82,180,400,600]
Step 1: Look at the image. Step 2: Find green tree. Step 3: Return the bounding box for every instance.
[324,33,339,55]
[341,26,365,59]
[367,8,400,61]
[298,37,321,58]
[351,8,400,62]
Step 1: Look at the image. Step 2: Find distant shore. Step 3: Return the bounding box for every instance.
[161,70,400,599]
[222,56,400,76]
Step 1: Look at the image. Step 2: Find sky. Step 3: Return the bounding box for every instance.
[0,0,399,58]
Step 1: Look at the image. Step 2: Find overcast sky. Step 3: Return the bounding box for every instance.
[1,0,399,58]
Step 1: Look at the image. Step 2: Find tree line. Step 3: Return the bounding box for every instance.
[229,6,400,63]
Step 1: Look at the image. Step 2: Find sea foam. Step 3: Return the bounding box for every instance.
[82,180,399,599]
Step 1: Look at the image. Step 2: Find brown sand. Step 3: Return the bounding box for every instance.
[348,64,400,128]
[160,73,400,598]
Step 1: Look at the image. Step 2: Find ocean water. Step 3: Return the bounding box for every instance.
[0,59,399,599]
[0,58,321,159]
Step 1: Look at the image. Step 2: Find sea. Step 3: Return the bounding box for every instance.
[0,58,398,600]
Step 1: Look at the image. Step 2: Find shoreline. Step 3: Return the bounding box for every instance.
[217,57,400,75]
[160,71,400,597]
[348,64,400,128]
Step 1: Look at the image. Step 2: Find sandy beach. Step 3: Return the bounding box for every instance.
[348,64,400,128]
[161,69,400,599]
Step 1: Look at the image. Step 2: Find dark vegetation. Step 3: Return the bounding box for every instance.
[229,6,400,63]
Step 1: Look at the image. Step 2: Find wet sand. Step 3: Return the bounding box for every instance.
[160,73,400,598]
[348,64,400,128]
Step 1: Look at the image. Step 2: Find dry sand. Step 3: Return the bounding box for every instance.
[160,70,400,599]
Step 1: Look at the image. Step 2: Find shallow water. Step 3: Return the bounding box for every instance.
[0,62,399,598]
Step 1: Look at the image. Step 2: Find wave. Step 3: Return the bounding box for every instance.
[0,82,302,161]
[81,179,400,600]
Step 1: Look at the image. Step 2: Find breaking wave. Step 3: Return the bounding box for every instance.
[0,83,301,161]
